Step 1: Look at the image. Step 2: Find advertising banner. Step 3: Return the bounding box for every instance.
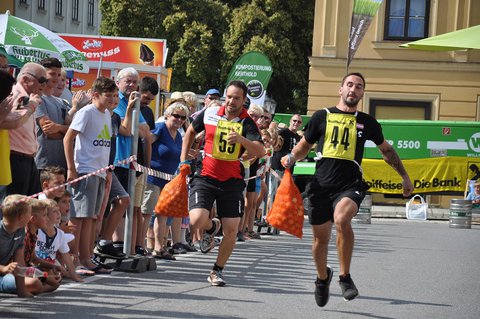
[225,51,273,107]
[364,120,480,159]
[347,0,383,68]
[60,34,167,67]
[362,157,480,194]
[294,157,480,194]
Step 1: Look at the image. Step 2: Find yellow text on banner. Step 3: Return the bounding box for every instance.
[362,157,480,194]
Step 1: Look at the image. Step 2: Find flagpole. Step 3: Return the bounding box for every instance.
[346,0,356,75]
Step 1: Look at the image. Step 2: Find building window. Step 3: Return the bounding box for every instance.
[72,0,79,21]
[87,0,95,26]
[38,0,46,10]
[370,99,431,120]
[55,0,62,16]
[19,0,28,5]
[384,0,430,40]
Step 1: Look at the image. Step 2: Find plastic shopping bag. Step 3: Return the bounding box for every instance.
[405,195,428,220]
[154,164,190,217]
[266,169,304,238]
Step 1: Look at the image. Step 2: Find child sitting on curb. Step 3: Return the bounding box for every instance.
[0,195,34,298]
[36,199,83,282]
[24,199,62,292]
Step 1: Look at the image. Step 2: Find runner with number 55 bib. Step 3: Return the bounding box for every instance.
[281,73,414,307]
[180,80,264,286]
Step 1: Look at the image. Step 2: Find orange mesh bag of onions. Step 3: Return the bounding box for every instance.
[154,164,190,217]
[266,168,304,238]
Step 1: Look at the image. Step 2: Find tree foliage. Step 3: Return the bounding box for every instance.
[99,0,314,113]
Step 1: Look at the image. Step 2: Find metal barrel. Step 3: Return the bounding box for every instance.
[449,199,472,229]
[353,195,372,224]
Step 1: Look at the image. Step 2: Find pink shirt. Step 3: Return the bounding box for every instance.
[8,83,38,155]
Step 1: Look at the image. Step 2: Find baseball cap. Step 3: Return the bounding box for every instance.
[205,88,221,97]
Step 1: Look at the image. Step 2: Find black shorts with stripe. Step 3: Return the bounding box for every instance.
[189,175,246,218]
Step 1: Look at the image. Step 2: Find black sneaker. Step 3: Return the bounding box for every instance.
[135,246,148,256]
[169,243,187,255]
[236,231,245,242]
[314,266,333,307]
[339,274,359,301]
[94,242,126,259]
[178,243,197,252]
[112,241,124,250]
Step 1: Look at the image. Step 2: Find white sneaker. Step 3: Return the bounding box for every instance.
[208,269,226,286]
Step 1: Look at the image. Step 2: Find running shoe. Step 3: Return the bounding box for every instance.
[208,269,226,286]
[247,230,261,239]
[178,242,197,252]
[193,241,201,251]
[339,274,359,301]
[200,218,221,253]
[169,243,187,254]
[94,242,126,259]
[135,246,149,256]
[314,266,333,307]
[236,231,246,242]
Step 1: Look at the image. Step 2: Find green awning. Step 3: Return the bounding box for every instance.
[400,25,480,51]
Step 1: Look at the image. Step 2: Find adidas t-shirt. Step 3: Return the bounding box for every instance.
[69,104,111,178]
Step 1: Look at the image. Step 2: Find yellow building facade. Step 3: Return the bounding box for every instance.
[309,0,480,208]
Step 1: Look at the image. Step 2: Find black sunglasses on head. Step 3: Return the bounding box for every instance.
[24,71,48,84]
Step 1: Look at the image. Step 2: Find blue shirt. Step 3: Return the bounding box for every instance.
[147,122,182,188]
[113,92,146,167]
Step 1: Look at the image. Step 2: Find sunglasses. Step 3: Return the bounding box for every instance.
[292,120,302,123]
[24,72,48,84]
[171,113,187,120]
[260,115,271,121]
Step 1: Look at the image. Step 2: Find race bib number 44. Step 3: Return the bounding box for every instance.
[322,113,357,161]
[212,120,243,161]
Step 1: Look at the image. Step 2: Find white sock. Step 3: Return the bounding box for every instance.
[180,228,189,245]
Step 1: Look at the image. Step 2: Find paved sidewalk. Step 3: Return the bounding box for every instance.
[1,219,479,319]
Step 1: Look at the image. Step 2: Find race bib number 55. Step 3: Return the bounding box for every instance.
[212,120,243,161]
[322,113,357,161]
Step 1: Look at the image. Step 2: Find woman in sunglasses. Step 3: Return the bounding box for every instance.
[143,102,191,260]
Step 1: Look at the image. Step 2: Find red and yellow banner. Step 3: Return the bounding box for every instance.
[60,34,167,67]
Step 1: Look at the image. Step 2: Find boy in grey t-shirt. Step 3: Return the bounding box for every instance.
[63,77,118,274]
[0,195,32,298]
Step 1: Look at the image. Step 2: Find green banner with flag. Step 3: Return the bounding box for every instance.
[347,0,383,69]
[225,51,273,106]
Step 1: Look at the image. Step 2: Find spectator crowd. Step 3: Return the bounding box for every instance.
[0,55,301,297]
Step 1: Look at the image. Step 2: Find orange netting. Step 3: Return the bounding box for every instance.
[266,169,304,238]
[154,164,190,217]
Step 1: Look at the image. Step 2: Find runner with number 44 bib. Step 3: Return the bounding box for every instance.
[180,80,264,286]
[281,72,414,307]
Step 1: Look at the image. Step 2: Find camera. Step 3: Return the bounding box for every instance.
[16,96,29,109]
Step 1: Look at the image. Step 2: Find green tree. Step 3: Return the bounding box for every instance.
[99,0,313,113]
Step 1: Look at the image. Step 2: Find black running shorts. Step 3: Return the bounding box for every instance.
[306,179,368,225]
[189,175,245,218]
